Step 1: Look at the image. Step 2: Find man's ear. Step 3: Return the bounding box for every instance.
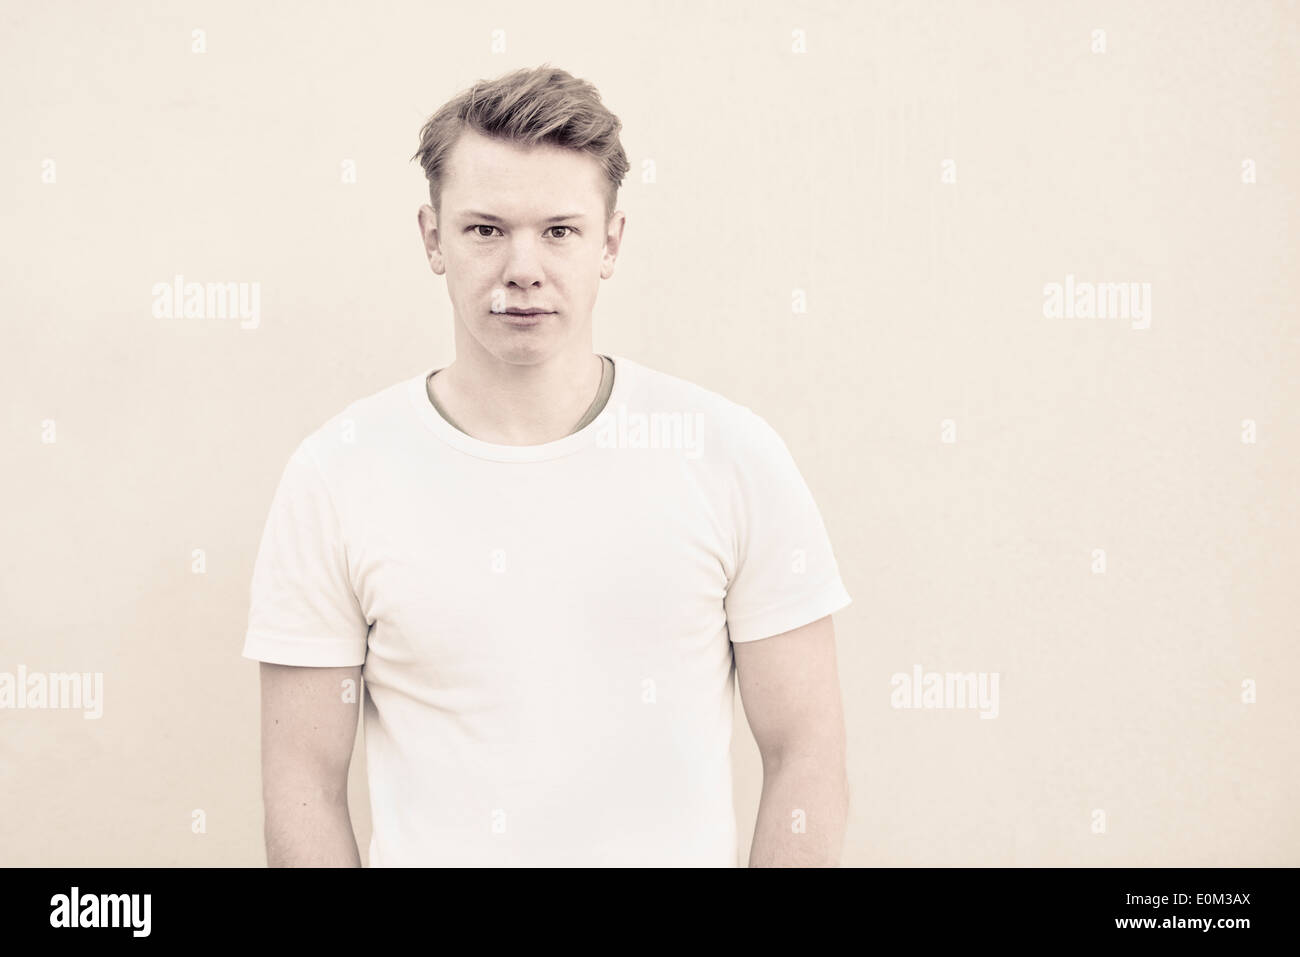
[601,210,626,280]
[418,205,445,275]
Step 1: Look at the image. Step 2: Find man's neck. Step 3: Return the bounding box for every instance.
[427,349,605,446]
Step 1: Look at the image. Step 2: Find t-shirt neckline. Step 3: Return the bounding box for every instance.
[405,354,629,463]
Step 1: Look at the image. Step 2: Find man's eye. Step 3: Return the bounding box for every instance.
[470,225,574,238]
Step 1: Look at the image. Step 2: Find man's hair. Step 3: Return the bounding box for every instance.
[411,64,630,226]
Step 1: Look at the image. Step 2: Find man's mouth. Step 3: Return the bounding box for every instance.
[496,308,554,325]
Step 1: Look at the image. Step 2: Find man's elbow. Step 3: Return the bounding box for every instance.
[758,732,848,778]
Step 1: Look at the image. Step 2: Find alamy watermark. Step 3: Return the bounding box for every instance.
[891,665,999,719]
[0,665,103,719]
[50,887,150,937]
[151,274,261,329]
[594,403,705,459]
[1043,273,1151,329]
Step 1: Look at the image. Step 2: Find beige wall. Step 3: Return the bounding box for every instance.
[3,0,1297,866]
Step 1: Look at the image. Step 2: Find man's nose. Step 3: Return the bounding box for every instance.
[502,238,545,287]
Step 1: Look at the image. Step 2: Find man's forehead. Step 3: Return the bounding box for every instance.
[443,131,603,218]
[451,208,589,224]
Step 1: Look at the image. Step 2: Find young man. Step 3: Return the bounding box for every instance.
[243,65,852,867]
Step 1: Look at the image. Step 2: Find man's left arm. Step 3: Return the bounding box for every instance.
[734,612,849,867]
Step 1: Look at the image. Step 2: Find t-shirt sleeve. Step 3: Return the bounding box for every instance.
[723,410,852,644]
[241,441,370,667]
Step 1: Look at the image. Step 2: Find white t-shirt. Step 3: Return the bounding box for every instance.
[242,354,851,867]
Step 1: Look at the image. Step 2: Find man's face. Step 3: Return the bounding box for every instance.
[418,128,625,366]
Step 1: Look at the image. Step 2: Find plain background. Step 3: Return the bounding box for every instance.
[2,0,1297,866]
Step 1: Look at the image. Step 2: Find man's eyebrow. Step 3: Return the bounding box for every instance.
[455,211,586,224]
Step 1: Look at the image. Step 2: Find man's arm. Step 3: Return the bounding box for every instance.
[734,613,849,867]
[259,662,363,867]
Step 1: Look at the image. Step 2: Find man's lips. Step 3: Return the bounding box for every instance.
[494,308,553,326]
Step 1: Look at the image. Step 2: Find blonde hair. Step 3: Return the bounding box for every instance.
[411,64,630,224]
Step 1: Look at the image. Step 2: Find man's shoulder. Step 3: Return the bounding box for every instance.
[293,370,420,471]
[617,355,757,424]
[614,355,774,462]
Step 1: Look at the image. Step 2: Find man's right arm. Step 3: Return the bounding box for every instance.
[259,662,362,867]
